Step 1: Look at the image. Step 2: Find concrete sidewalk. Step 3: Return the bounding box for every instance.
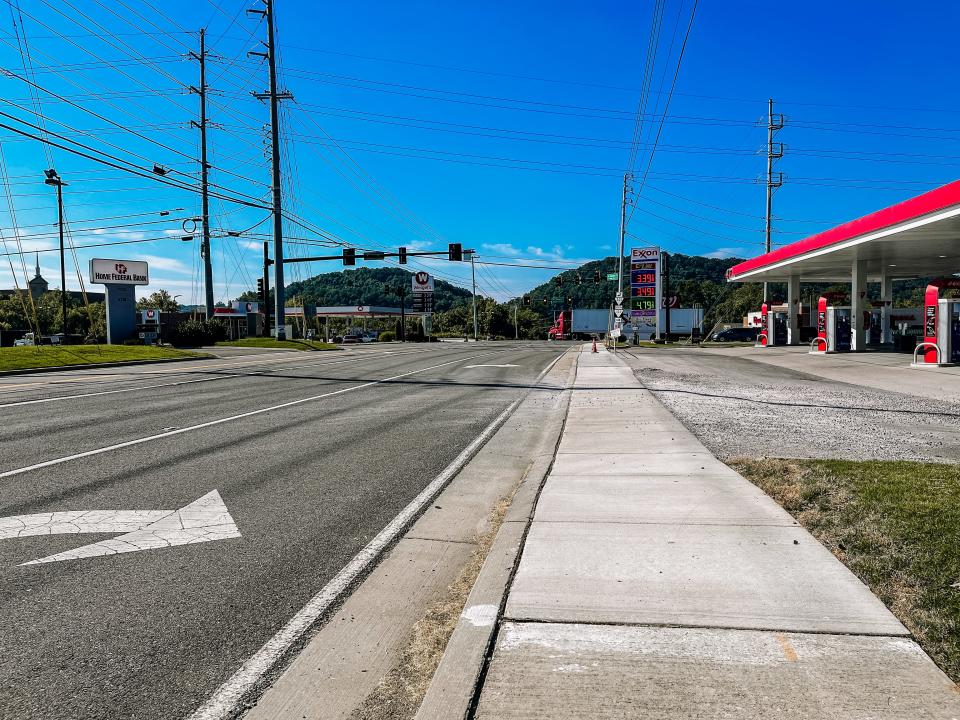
[468,346,960,718]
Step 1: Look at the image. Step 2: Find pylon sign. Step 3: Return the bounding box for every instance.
[630,246,660,333]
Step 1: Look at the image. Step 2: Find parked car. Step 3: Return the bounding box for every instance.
[361,333,377,343]
[709,327,759,342]
[341,333,363,344]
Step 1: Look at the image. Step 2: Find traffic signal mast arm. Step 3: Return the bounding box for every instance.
[279,245,473,265]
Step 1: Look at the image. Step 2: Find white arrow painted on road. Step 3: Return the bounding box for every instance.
[463,364,519,369]
[0,490,240,565]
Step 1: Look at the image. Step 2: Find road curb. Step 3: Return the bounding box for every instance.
[0,353,213,377]
[413,348,579,720]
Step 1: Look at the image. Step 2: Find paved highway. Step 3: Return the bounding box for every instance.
[0,342,568,720]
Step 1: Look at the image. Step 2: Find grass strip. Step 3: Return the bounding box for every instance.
[734,457,960,681]
[0,344,205,371]
[214,338,338,351]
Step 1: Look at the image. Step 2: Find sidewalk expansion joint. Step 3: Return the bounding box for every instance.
[500,616,913,639]
[405,535,478,546]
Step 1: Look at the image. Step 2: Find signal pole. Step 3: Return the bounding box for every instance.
[250,0,292,338]
[470,252,478,341]
[190,29,214,320]
[763,98,784,303]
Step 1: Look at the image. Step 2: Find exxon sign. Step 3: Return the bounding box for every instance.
[89,258,149,285]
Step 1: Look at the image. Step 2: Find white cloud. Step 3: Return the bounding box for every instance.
[703,247,746,259]
[141,255,191,274]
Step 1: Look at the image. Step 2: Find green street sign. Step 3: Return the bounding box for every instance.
[606,273,618,281]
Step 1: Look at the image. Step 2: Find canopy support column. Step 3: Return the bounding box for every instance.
[880,271,893,344]
[851,259,868,351]
[786,275,800,345]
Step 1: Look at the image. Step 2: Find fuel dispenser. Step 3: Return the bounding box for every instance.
[915,279,960,366]
[811,296,851,353]
[755,302,788,347]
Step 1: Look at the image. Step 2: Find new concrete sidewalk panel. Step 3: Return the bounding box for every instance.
[505,520,906,635]
[475,622,960,720]
[550,451,734,477]
[533,474,798,526]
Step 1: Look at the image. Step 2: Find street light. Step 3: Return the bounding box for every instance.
[43,169,68,336]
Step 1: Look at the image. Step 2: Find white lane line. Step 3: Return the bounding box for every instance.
[185,348,567,720]
[185,398,522,720]
[0,352,493,481]
[0,348,437,409]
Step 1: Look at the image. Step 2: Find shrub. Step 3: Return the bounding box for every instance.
[378,331,396,342]
[169,319,228,346]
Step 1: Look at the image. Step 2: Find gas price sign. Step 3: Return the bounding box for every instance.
[629,247,660,325]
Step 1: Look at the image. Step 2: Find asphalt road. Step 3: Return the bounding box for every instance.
[0,342,568,720]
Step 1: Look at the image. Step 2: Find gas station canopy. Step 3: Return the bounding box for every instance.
[726,180,960,283]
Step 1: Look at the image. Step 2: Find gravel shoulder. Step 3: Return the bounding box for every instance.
[619,347,960,464]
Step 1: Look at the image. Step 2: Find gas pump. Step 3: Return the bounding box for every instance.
[810,295,851,353]
[755,302,787,348]
[755,302,769,347]
[868,307,882,345]
[915,279,960,366]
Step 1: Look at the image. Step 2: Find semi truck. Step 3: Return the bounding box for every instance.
[548,307,705,340]
[547,309,608,340]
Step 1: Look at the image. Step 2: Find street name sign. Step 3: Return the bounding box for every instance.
[606,273,618,281]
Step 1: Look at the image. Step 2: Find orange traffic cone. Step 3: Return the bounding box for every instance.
[592,338,598,353]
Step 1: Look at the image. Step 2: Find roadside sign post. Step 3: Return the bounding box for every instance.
[412,272,434,341]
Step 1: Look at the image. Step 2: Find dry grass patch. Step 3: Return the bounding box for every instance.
[733,457,960,682]
[349,497,511,720]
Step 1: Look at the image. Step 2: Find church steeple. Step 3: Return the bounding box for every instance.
[28,253,48,298]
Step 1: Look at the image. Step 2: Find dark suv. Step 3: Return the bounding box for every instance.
[709,327,759,342]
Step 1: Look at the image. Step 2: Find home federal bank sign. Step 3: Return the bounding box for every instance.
[89,258,149,285]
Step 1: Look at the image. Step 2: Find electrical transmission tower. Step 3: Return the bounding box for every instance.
[764,98,784,303]
[249,0,293,338]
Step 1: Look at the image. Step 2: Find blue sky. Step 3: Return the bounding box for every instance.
[1,0,959,303]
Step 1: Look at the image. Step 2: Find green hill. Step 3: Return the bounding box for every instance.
[260,267,474,312]
[520,253,758,327]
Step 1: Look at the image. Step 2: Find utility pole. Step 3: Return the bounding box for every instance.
[43,169,67,335]
[514,301,518,340]
[250,0,292,339]
[616,172,630,303]
[764,98,784,303]
[190,29,214,320]
[470,251,478,341]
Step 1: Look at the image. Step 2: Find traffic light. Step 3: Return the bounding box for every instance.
[448,242,463,262]
[343,248,356,266]
[522,295,530,306]
[398,246,407,264]
[542,297,548,305]
[594,271,601,284]
[256,278,264,303]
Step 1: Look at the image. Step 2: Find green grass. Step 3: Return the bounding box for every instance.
[734,458,960,681]
[215,337,339,351]
[0,344,206,372]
